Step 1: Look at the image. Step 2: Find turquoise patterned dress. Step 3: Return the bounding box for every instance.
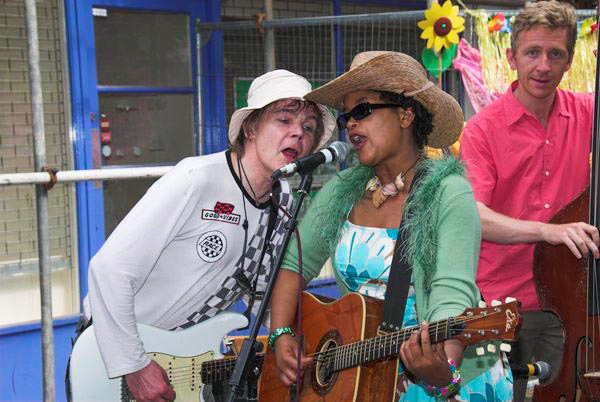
[334,221,513,401]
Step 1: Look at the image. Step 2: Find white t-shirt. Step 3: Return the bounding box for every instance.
[83,151,292,377]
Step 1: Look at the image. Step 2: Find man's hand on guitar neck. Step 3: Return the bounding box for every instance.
[125,360,177,402]
[399,322,464,388]
[274,335,312,386]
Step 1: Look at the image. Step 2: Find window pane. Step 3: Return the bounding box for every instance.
[99,93,195,166]
[94,9,191,87]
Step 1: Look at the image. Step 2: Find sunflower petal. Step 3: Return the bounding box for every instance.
[440,0,453,15]
[434,35,444,52]
[450,4,460,18]
[425,2,444,21]
[447,31,459,44]
[431,2,446,24]
[426,36,435,49]
[423,7,434,21]
[453,25,465,34]
[421,26,434,39]
[417,19,431,30]
[450,15,465,28]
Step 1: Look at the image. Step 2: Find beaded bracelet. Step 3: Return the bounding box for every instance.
[268,326,296,351]
[424,359,461,400]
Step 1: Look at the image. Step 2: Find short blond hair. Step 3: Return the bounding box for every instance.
[511,1,577,56]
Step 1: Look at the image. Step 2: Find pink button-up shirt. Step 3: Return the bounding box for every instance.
[461,82,593,311]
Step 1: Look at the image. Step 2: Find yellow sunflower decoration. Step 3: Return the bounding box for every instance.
[418,0,465,80]
[418,0,465,52]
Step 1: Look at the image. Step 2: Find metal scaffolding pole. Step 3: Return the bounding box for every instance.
[196,9,594,31]
[0,166,174,186]
[264,0,275,71]
[24,0,54,400]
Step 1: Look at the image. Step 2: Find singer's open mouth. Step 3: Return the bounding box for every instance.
[349,134,366,147]
[282,148,298,160]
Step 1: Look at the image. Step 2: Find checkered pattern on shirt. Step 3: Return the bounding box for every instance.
[172,180,292,330]
[199,233,225,259]
[214,202,235,214]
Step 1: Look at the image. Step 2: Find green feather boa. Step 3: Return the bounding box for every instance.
[316,156,466,290]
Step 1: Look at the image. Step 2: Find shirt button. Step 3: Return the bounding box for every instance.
[545,171,550,176]
[545,140,550,145]
[544,203,550,208]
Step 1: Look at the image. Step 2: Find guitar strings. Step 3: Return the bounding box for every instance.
[302,311,511,373]
[167,358,260,386]
[163,312,503,386]
[162,311,510,386]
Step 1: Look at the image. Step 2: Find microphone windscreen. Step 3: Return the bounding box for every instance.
[329,141,351,162]
[534,361,551,381]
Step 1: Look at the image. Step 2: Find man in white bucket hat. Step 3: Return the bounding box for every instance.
[72,69,335,401]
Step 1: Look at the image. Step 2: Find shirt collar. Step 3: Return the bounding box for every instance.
[504,81,571,127]
[504,81,528,127]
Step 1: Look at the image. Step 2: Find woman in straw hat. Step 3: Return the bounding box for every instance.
[80,69,335,401]
[267,52,512,400]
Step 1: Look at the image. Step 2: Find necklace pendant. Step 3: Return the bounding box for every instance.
[366,177,381,192]
[372,188,387,208]
[395,174,405,192]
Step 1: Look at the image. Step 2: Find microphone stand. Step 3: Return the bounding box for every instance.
[226,172,314,402]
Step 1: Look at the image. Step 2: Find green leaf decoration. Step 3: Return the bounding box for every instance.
[421,43,458,77]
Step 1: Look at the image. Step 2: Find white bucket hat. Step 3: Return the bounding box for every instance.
[228,69,336,150]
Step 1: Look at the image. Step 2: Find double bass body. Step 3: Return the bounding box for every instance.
[533,187,600,401]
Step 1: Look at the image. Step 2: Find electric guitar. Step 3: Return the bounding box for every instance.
[69,311,255,401]
[259,291,522,402]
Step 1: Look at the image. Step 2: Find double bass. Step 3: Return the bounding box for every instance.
[532,10,600,401]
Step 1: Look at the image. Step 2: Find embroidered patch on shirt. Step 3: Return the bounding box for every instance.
[201,202,241,225]
[196,231,227,262]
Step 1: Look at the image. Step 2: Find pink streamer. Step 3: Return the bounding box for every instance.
[452,39,500,113]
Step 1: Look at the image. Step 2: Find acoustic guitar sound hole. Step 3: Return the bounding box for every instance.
[311,330,342,396]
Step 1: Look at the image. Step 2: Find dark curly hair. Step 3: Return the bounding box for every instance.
[376,91,433,149]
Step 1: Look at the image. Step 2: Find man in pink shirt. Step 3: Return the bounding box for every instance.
[460,1,598,400]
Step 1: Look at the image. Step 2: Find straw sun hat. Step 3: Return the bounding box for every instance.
[228,69,336,150]
[305,51,464,149]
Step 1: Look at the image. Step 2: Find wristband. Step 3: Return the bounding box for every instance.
[424,359,461,400]
[268,326,295,351]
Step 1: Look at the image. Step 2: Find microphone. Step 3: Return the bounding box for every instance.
[271,141,351,180]
[510,361,552,381]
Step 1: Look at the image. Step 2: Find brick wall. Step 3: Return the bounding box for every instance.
[0,0,77,325]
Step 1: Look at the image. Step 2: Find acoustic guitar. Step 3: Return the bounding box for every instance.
[259,291,522,402]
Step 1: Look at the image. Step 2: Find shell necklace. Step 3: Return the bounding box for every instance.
[365,158,420,208]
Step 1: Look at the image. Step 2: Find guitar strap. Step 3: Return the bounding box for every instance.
[380,167,425,333]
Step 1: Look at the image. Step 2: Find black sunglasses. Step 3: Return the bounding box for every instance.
[336,102,402,129]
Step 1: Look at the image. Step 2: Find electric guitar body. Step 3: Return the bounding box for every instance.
[69,312,248,401]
